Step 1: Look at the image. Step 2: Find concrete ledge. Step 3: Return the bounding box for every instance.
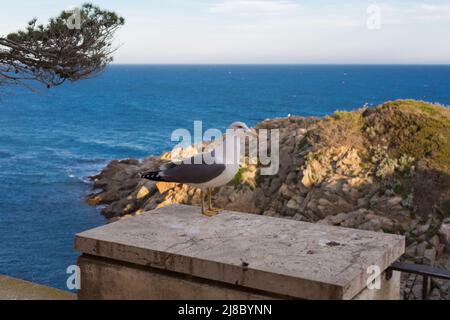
[75,204,405,300]
[78,255,400,300]
[0,274,75,300]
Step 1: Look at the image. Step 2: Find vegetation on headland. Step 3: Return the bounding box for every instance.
[314,100,450,171]
[307,99,450,218]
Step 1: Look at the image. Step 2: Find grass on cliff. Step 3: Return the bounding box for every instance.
[309,99,450,172]
[306,99,450,217]
[366,100,450,171]
[306,109,365,153]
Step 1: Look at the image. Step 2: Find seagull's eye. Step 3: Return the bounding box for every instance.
[229,122,248,130]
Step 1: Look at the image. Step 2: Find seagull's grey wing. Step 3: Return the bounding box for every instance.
[161,162,226,184]
[160,149,225,184]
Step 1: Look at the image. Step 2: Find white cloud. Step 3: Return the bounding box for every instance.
[411,4,450,22]
[113,1,450,64]
[208,0,302,16]
[380,3,450,25]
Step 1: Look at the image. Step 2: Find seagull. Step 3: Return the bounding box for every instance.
[141,122,257,216]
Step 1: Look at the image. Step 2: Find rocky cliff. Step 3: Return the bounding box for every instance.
[86,99,450,299]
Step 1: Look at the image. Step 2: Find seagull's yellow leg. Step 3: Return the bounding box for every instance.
[201,188,219,217]
[200,189,205,215]
[207,188,220,214]
[208,188,213,210]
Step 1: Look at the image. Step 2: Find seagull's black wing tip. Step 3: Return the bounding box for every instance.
[141,171,162,181]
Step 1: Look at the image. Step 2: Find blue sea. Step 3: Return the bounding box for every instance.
[1,65,450,290]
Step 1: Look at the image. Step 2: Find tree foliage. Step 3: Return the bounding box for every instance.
[0,3,124,89]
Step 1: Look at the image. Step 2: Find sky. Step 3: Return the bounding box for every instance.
[1,0,450,64]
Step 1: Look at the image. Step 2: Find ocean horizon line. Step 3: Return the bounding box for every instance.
[108,63,450,67]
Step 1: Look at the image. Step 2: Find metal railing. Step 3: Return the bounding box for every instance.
[388,261,450,300]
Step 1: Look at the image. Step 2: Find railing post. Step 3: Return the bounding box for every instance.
[422,275,429,300]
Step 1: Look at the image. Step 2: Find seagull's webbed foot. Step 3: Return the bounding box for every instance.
[200,188,221,217]
[202,208,220,217]
[205,206,220,216]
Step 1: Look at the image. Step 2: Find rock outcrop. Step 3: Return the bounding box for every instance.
[86,100,450,299]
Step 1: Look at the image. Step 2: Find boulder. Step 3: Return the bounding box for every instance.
[301,160,325,188]
[156,182,178,194]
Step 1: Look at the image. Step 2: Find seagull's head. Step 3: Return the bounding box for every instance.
[229,121,249,131]
[228,122,257,138]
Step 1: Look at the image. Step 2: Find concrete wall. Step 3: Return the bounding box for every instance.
[78,255,400,300]
[78,255,282,300]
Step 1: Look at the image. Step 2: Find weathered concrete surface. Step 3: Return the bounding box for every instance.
[75,204,405,300]
[0,274,75,300]
[78,255,278,300]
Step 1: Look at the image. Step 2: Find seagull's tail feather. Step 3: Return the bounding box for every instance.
[141,171,166,182]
